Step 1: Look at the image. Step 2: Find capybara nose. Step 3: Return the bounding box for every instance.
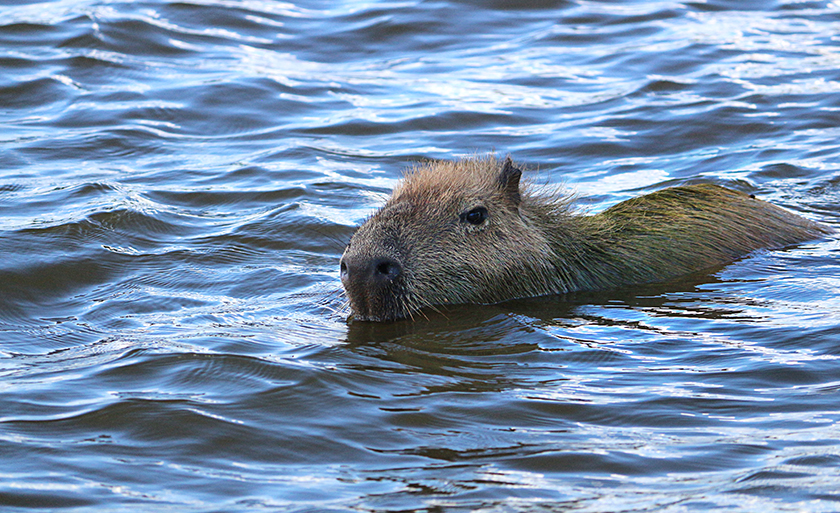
[340,255,402,288]
[371,257,401,282]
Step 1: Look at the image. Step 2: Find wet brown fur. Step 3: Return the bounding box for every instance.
[340,155,832,322]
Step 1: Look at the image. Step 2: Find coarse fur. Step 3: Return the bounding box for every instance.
[340,155,832,322]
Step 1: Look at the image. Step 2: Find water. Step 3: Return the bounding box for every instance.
[2,0,840,510]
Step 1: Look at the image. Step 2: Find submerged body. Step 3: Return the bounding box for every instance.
[340,156,830,322]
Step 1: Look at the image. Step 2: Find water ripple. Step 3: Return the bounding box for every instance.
[3,0,840,511]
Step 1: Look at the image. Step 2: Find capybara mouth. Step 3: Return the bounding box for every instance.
[345,290,413,323]
[349,311,399,323]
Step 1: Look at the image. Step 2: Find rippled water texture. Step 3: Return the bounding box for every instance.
[2,0,840,511]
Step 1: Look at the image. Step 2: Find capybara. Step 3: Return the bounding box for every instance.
[340,155,831,322]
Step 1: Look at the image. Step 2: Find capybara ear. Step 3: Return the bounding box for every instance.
[499,156,522,206]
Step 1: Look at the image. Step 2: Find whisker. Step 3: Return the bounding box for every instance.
[422,301,447,321]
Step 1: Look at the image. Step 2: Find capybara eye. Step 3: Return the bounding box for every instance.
[461,206,488,225]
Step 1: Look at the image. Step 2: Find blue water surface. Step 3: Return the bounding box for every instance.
[1,0,840,511]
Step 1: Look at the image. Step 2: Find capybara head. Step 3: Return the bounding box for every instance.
[340,156,565,322]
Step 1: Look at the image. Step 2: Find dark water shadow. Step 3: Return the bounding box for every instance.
[334,267,743,394]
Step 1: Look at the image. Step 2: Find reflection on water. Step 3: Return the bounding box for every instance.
[2,0,840,511]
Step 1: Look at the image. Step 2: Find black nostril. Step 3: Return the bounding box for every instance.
[341,254,401,288]
[373,257,401,280]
